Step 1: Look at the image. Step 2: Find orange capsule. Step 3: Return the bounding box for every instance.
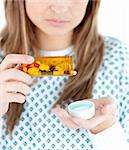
[23,67,27,73]
[22,64,27,68]
[25,64,32,69]
[30,64,34,68]
[34,63,40,68]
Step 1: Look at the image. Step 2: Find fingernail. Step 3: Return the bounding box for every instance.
[26,56,34,62]
[15,64,21,69]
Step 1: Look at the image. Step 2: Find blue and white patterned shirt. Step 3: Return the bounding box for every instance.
[0,36,129,150]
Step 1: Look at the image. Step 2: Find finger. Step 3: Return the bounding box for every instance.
[0,68,32,85]
[89,97,115,109]
[97,96,115,105]
[53,106,78,129]
[3,81,31,96]
[72,114,106,130]
[101,103,116,115]
[5,92,26,103]
[52,106,79,129]
[0,102,9,117]
[0,54,34,71]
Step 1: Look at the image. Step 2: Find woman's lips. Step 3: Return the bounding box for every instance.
[45,19,69,26]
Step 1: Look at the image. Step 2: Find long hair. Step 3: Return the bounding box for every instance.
[0,0,105,135]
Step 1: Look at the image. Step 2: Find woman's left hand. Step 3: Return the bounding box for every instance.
[52,96,117,134]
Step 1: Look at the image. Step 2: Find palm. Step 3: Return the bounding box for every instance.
[52,96,116,131]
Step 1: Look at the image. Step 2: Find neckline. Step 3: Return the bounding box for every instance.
[38,45,74,56]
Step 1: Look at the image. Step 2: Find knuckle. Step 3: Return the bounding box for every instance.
[10,68,18,76]
[4,93,11,103]
[0,93,5,103]
[5,54,10,60]
[5,54,12,61]
[0,103,9,115]
[16,83,30,95]
[26,75,32,83]
[18,94,25,103]
[23,85,30,95]
[106,96,114,102]
[0,82,4,91]
[17,82,24,90]
[17,86,24,94]
[26,86,31,94]
[17,69,31,80]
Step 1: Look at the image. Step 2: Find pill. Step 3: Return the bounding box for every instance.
[50,65,55,71]
[20,56,77,76]
[55,66,63,71]
[28,67,40,76]
[34,63,40,68]
[23,67,27,73]
[39,64,49,71]
[53,70,64,76]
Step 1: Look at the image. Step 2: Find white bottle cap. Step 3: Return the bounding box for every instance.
[67,100,95,119]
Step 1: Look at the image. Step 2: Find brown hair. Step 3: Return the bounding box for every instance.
[0,0,105,136]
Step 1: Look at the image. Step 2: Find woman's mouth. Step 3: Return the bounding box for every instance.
[45,19,69,26]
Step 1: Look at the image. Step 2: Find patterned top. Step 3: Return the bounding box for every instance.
[0,36,129,150]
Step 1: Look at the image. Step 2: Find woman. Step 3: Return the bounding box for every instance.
[0,0,129,149]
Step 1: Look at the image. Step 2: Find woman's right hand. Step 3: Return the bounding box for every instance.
[0,54,34,117]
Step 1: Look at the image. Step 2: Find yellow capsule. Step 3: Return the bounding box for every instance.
[55,66,63,71]
[28,67,40,76]
[59,62,69,70]
[70,70,77,75]
[53,71,64,76]
[33,71,42,76]
[23,67,27,73]
[36,61,41,65]
[39,64,49,71]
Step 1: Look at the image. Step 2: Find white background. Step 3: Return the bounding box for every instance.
[0,0,129,46]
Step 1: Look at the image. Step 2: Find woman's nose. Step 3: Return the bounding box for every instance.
[50,0,70,14]
[51,6,68,14]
